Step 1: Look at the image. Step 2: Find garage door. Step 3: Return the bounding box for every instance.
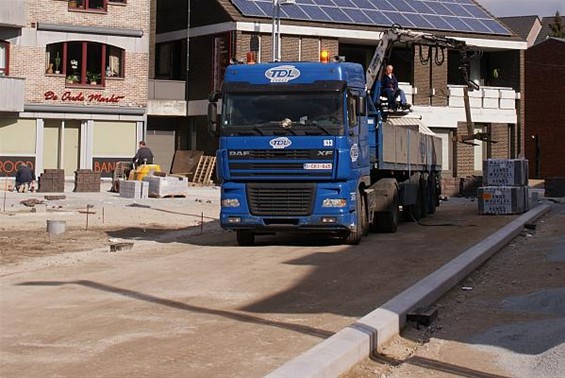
[146,130,175,174]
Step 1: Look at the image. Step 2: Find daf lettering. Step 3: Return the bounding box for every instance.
[229,151,250,157]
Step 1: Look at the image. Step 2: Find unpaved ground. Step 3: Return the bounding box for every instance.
[2,185,562,377]
[344,200,565,378]
[0,185,221,266]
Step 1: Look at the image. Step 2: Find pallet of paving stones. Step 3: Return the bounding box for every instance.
[119,180,149,199]
[73,169,101,192]
[38,169,65,193]
[478,186,529,215]
[143,176,188,198]
[483,159,529,186]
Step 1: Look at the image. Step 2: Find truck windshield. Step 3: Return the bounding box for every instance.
[221,92,344,136]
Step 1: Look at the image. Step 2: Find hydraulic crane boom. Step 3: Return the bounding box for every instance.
[366,25,475,102]
[367,25,487,144]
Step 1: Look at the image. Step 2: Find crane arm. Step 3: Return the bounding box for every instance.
[366,25,475,103]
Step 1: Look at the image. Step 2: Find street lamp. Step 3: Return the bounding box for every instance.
[272,0,295,62]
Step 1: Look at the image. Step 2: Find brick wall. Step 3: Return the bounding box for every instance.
[149,0,156,79]
[490,123,510,159]
[14,0,150,108]
[413,49,448,106]
[454,121,475,177]
[525,39,565,178]
[29,0,149,33]
[281,36,300,62]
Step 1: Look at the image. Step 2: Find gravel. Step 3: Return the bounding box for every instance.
[470,287,565,377]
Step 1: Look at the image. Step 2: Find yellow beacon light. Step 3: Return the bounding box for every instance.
[320,50,330,63]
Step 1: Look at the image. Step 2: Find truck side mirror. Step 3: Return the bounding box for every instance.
[208,102,219,136]
[357,96,366,116]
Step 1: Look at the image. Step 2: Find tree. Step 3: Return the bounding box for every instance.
[549,11,565,38]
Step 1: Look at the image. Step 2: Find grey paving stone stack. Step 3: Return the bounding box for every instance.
[478,159,529,215]
[74,170,101,192]
[38,169,65,193]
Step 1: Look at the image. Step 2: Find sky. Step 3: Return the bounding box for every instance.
[476,0,565,18]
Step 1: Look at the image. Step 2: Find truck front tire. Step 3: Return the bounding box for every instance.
[375,190,399,233]
[343,190,367,245]
[236,230,255,246]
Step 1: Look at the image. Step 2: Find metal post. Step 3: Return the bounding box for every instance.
[534,134,541,178]
[271,0,278,62]
[186,0,191,147]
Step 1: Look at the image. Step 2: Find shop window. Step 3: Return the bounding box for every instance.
[106,45,124,78]
[109,0,126,3]
[68,0,107,12]
[45,42,125,87]
[0,41,8,76]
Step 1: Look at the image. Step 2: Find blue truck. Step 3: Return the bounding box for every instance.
[208,26,475,246]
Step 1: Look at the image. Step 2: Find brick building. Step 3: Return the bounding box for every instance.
[148,0,526,194]
[524,37,565,178]
[0,0,150,179]
[501,15,565,179]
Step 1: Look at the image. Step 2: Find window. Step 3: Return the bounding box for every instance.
[69,0,107,12]
[109,0,126,3]
[45,42,125,87]
[0,41,8,76]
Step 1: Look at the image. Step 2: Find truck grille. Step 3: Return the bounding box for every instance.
[247,183,315,216]
[228,149,334,178]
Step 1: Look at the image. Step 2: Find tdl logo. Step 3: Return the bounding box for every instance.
[269,137,292,149]
[265,65,301,83]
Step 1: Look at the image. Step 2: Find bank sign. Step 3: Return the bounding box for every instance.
[0,156,35,177]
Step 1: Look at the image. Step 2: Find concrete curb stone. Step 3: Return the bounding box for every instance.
[266,204,551,378]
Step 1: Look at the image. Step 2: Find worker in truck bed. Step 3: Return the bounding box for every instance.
[382,65,411,111]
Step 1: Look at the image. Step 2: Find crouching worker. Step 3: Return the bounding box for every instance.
[15,165,36,193]
[382,64,411,111]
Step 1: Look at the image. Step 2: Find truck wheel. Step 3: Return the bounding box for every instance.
[343,190,365,245]
[360,192,369,236]
[419,177,428,218]
[427,175,437,214]
[404,185,423,222]
[375,190,399,233]
[236,230,255,246]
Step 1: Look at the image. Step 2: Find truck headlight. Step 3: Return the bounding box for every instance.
[222,198,240,208]
[322,198,347,208]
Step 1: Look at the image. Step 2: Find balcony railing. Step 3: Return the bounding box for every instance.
[398,83,518,111]
[0,77,25,112]
[0,0,25,27]
[148,79,186,100]
[448,85,517,110]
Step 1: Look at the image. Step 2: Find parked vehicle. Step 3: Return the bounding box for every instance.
[208,26,477,246]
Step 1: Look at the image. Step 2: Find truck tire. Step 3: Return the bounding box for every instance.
[419,177,428,218]
[236,230,255,246]
[360,192,369,236]
[427,174,437,214]
[343,190,366,245]
[375,190,399,233]
[404,183,423,222]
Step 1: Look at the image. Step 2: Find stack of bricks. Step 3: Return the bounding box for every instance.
[74,170,101,192]
[38,169,65,193]
[478,159,529,215]
[119,180,149,199]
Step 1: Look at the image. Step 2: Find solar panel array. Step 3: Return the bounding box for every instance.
[230,0,511,35]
